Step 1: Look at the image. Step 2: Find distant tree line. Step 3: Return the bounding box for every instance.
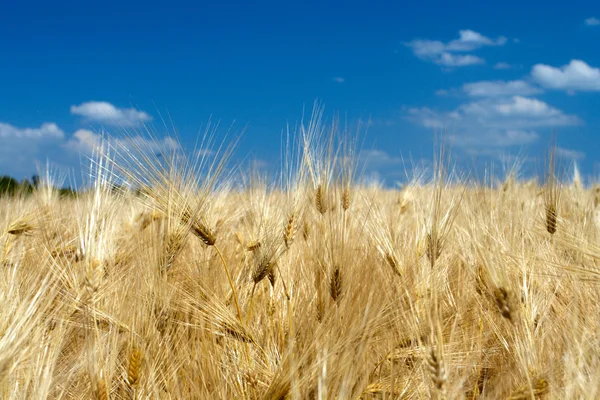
[0,175,77,197]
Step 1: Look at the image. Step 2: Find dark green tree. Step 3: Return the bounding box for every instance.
[0,176,20,196]
[20,178,34,194]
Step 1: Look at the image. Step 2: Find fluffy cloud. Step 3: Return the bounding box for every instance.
[65,129,179,156]
[492,96,565,117]
[63,129,102,154]
[585,17,600,26]
[556,147,585,160]
[406,39,446,58]
[459,96,579,125]
[531,60,600,91]
[0,122,66,177]
[494,62,513,70]
[462,80,542,97]
[406,30,506,67]
[70,101,152,126]
[407,96,580,151]
[360,149,403,169]
[450,130,539,149]
[437,53,484,67]
[407,107,450,129]
[357,149,414,185]
[0,122,64,139]
[445,30,507,51]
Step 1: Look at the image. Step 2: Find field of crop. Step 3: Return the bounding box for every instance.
[1,123,599,399]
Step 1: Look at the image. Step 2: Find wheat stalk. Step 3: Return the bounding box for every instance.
[94,376,109,400]
[126,346,143,396]
[329,266,342,303]
[342,187,350,212]
[315,184,327,215]
[427,347,447,399]
[494,286,515,323]
[507,377,549,399]
[283,211,296,248]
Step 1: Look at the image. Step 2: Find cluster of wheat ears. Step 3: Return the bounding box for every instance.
[1,116,600,399]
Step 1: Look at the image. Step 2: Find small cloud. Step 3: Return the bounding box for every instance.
[405,29,506,68]
[435,89,450,96]
[531,59,600,92]
[481,96,574,120]
[0,122,65,177]
[449,130,539,148]
[0,122,64,139]
[360,149,403,168]
[249,158,270,170]
[494,62,522,70]
[494,62,513,70]
[406,39,445,59]
[64,129,179,156]
[406,96,580,154]
[359,149,405,181]
[556,147,585,160]
[332,77,345,83]
[63,129,102,154]
[585,17,600,26]
[445,30,506,52]
[462,80,542,97]
[407,107,456,129]
[359,150,432,185]
[70,101,152,126]
[437,53,484,67]
[195,148,217,158]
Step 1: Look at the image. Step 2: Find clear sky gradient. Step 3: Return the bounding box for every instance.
[1,0,599,185]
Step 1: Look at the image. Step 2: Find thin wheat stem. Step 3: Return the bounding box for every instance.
[214,245,243,323]
[245,283,258,324]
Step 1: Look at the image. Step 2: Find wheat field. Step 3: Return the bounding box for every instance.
[1,121,600,399]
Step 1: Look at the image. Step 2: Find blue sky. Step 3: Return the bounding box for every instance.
[1,0,599,186]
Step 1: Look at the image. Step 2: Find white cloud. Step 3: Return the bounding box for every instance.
[0,122,64,139]
[358,149,414,184]
[407,96,580,152]
[407,107,452,129]
[64,129,102,154]
[437,53,484,67]
[450,130,539,148]
[585,17,600,26]
[458,96,580,126]
[494,62,513,70]
[0,122,65,177]
[70,101,152,126]
[405,30,506,67]
[531,60,600,91]
[445,30,507,52]
[65,129,179,156]
[492,96,563,117]
[462,80,542,97]
[360,149,403,169]
[556,147,585,160]
[406,39,446,58]
[332,77,345,83]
